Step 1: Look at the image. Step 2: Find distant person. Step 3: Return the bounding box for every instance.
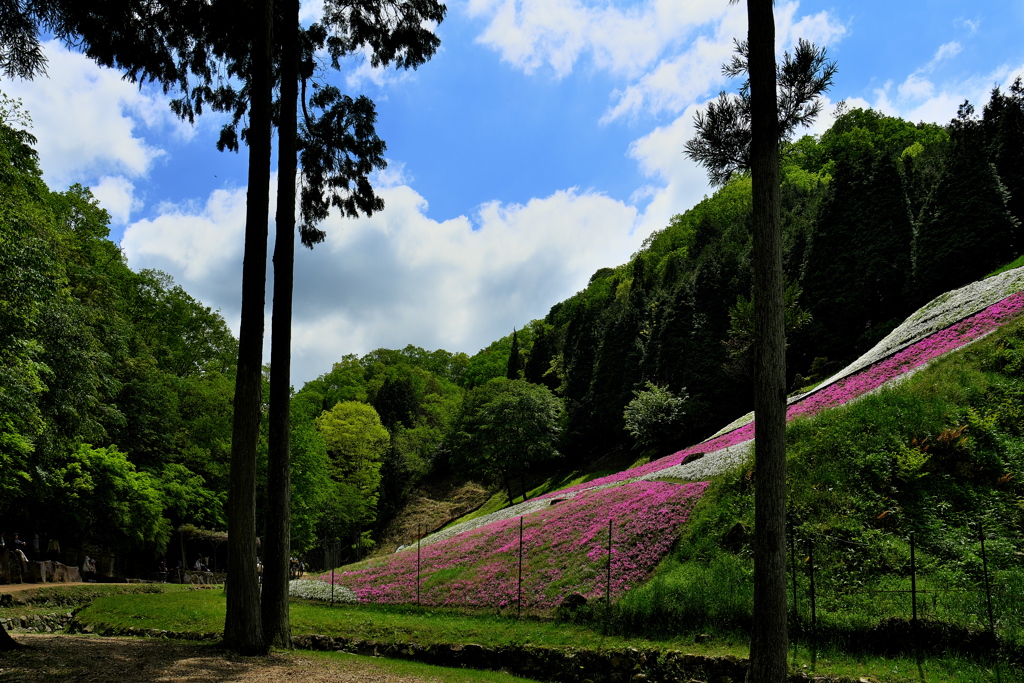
[47,536,60,562]
[0,531,6,552]
[157,559,168,583]
[12,544,28,576]
[12,533,26,555]
[31,533,40,555]
[81,556,95,582]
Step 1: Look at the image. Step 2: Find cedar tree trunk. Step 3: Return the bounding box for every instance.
[222,0,272,656]
[746,0,788,680]
[262,0,299,650]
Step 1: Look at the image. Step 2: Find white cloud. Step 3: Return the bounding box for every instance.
[957,18,981,35]
[299,0,323,24]
[91,176,142,226]
[931,41,963,66]
[897,73,936,101]
[466,0,847,123]
[122,184,249,296]
[779,7,849,48]
[122,175,645,384]
[627,107,714,235]
[1,41,188,190]
[602,7,746,122]
[467,0,726,79]
[870,60,1024,125]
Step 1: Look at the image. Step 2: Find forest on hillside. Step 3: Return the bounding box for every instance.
[1,79,1022,566]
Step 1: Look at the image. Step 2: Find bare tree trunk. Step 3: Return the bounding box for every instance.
[746,0,788,680]
[222,0,272,656]
[262,0,299,650]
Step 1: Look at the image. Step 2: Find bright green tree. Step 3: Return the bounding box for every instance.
[314,401,389,554]
[623,381,689,450]
[51,444,171,554]
[450,378,563,505]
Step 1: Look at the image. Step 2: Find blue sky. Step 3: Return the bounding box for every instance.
[3,0,1023,385]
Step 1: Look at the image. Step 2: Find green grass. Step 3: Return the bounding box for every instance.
[76,589,743,654]
[70,590,1021,681]
[302,650,542,682]
[987,254,1024,277]
[571,314,1024,681]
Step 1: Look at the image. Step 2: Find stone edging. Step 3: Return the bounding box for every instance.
[292,634,863,683]
[1,612,74,633]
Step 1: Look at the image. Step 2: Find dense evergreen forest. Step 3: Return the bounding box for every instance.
[1,80,1022,565]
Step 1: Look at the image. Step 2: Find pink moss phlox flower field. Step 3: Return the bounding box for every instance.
[542,292,1024,497]
[320,481,708,609]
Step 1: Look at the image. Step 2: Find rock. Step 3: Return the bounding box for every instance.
[722,522,749,552]
[557,592,588,616]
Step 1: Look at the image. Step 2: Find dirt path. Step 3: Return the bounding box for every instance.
[0,634,451,682]
[0,582,115,594]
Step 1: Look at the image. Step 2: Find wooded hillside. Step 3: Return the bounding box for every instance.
[2,81,1022,562]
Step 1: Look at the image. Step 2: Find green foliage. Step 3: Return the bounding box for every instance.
[462,327,536,389]
[623,381,689,448]
[314,400,390,552]
[0,107,235,555]
[449,378,564,502]
[612,316,1024,654]
[52,444,172,553]
[913,103,1021,304]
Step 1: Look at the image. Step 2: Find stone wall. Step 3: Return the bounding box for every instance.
[292,634,863,683]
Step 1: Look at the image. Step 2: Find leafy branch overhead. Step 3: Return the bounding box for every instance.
[156,0,446,247]
[685,38,837,186]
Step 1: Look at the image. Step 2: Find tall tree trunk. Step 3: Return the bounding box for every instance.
[746,0,788,680]
[223,0,272,656]
[262,0,299,650]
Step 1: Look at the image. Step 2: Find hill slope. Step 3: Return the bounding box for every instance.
[312,267,1024,622]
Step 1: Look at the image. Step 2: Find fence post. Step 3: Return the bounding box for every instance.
[790,526,798,637]
[518,516,524,619]
[978,522,996,639]
[808,537,816,636]
[606,518,613,609]
[910,532,917,625]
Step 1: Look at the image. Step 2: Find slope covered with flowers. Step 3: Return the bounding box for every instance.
[302,268,1023,610]
[320,481,707,609]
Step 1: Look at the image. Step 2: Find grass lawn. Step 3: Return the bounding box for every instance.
[67,588,1018,682]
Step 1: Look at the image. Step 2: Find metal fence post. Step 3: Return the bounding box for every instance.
[910,532,917,625]
[518,516,524,619]
[790,527,799,637]
[417,523,422,606]
[606,518,613,609]
[979,522,996,638]
[808,537,816,636]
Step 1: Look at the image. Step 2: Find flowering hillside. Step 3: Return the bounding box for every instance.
[320,481,707,609]
[303,267,1024,610]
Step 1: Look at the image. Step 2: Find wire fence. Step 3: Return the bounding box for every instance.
[787,524,1023,661]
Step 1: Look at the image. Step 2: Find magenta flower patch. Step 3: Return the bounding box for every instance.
[542,291,1024,496]
[319,480,708,609]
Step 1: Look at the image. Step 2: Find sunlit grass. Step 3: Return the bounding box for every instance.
[71,591,1022,681]
[302,651,543,682]
[987,254,1024,278]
